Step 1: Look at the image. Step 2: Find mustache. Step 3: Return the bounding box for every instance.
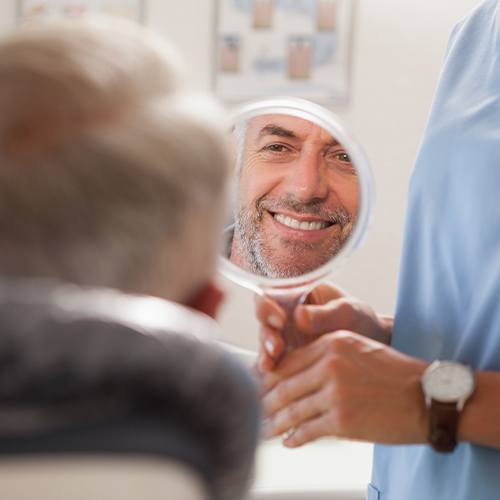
[255,195,352,228]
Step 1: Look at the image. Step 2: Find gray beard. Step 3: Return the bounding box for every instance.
[234,196,352,278]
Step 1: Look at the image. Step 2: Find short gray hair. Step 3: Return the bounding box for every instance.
[0,18,230,302]
[232,119,247,176]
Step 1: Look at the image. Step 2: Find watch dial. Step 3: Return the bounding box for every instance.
[424,363,474,402]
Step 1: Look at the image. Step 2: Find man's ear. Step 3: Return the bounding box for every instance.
[187,280,225,319]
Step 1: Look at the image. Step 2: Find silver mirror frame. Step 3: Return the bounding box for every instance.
[219,96,374,292]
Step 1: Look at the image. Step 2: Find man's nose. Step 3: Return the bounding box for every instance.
[283,151,328,202]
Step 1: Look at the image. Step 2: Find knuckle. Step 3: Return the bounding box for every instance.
[275,382,290,404]
[335,297,353,316]
[333,379,348,400]
[321,359,347,394]
[284,403,300,423]
[322,354,339,375]
[324,336,337,354]
[324,382,338,403]
[326,334,346,354]
[337,330,356,342]
[295,423,312,443]
[330,331,356,353]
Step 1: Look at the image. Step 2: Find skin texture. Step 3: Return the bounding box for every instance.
[260,329,427,447]
[230,115,360,278]
[255,283,393,371]
[254,284,430,447]
[255,283,500,450]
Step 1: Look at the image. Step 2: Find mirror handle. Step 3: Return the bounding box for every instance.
[263,287,311,355]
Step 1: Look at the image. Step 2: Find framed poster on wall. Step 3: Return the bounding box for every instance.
[213,0,356,104]
[17,0,145,24]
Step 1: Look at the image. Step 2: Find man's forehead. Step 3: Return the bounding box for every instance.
[247,114,335,143]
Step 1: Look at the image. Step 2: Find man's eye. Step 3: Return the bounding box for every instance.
[325,149,357,174]
[263,143,292,153]
[335,152,351,163]
[326,150,351,163]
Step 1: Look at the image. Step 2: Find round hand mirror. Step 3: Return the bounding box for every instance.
[220,97,374,352]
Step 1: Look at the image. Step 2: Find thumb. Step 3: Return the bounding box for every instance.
[294,299,351,336]
[306,282,347,306]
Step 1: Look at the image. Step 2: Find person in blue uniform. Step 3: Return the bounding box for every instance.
[255,1,500,499]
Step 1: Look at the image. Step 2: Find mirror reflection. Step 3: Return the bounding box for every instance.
[226,113,360,278]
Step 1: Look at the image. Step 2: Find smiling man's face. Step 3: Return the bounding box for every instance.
[230,114,360,278]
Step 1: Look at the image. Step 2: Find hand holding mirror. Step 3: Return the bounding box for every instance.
[220,97,373,354]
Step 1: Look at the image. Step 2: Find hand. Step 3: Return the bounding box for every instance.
[261,330,427,447]
[255,283,393,372]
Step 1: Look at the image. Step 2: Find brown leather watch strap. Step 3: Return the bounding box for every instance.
[428,400,459,453]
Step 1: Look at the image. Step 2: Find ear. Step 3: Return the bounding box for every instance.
[187,280,225,319]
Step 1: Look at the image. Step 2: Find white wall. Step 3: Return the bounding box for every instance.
[0,0,480,351]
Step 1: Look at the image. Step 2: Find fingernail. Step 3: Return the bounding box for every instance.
[265,339,275,356]
[268,314,284,329]
[284,438,298,448]
[283,429,297,447]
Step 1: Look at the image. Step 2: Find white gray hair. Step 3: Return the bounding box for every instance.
[232,119,247,176]
[0,18,230,303]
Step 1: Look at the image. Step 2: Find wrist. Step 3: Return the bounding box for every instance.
[409,359,428,442]
[456,370,500,449]
[421,361,475,452]
[457,370,487,443]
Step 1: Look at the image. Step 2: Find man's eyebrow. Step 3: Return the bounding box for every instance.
[257,124,298,140]
[326,138,340,147]
[257,124,340,147]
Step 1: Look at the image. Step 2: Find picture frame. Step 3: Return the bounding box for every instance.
[213,0,356,105]
[17,0,146,24]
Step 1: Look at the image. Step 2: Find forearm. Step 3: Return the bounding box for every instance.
[458,370,500,449]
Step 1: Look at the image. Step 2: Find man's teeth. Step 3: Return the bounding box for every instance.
[274,213,329,230]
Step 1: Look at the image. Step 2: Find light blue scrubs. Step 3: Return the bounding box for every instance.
[370,1,500,498]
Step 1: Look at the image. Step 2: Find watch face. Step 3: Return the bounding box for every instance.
[422,362,475,403]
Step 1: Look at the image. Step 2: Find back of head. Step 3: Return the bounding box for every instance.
[0,18,230,303]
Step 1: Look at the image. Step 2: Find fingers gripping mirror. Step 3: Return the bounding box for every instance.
[220,97,374,354]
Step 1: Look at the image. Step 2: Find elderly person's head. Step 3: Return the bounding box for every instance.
[0,19,230,312]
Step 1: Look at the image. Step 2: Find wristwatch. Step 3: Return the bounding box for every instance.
[421,361,475,453]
